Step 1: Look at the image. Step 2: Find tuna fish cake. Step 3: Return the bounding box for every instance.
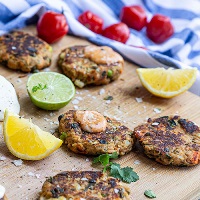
[58,110,135,155]
[0,31,52,72]
[39,171,130,200]
[134,116,200,166]
[57,45,124,88]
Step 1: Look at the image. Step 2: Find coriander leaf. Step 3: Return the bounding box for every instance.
[32,83,47,93]
[110,162,122,180]
[99,154,110,167]
[109,152,118,159]
[104,96,113,100]
[119,166,139,183]
[93,152,118,166]
[144,190,156,198]
[93,156,100,164]
[110,162,139,183]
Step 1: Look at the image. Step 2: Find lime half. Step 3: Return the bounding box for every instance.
[27,72,75,110]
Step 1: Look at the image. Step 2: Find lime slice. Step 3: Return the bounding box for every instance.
[27,72,75,110]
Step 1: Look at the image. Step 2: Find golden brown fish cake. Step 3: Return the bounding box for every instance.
[58,110,135,156]
[0,31,52,72]
[57,45,124,88]
[134,116,200,166]
[39,171,130,200]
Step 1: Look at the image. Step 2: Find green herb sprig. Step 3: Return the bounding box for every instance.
[144,190,156,198]
[93,152,139,183]
[32,83,47,93]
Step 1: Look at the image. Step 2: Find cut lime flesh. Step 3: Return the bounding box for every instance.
[27,72,75,110]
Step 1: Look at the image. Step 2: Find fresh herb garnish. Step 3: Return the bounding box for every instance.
[93,152,139,183]
[104,96,113,100]
[32,83,47,93]
[144,190,156,198]
[60,132,67,141]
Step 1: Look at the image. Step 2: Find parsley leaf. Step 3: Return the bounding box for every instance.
[144,190,156,198]
[32,83,47,93]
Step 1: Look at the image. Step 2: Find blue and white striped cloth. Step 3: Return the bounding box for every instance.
[0,0,200,95]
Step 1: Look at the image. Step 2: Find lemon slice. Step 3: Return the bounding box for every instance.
[27,72,75,110]
[137,67,197,98]
[3,110,62,160]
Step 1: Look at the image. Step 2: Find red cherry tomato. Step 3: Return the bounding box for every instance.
[78,11,103,34]
[146,14,174,44]
[37,11,68,44]
[102,22,130,44]
[120,5,147,31]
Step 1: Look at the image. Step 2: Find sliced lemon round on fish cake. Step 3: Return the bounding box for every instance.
[137,67,197,98]
[3,110,62,160]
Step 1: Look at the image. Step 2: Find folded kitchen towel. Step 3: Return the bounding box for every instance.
[0,0,200,95]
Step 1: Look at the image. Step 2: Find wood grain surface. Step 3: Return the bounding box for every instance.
[0,26,200,200]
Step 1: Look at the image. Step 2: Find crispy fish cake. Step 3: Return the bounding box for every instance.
[0,31,52,72]
[58,110,134,155]
[39,171,130,200]
[57,45,124,88]
[134,116,200,166]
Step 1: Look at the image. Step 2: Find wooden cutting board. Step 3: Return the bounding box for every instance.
[0,26,200,200]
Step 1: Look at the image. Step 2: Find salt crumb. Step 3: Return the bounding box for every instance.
[136,97,143,103]
[49,112,54,117]
[0,156,6,161]
[43,68,50,72]
[74,105,79,110]
[85,158,89,162]
[72,168,76,171]
[72,99,79,105]
[114,188,119,193]
[28,172,35,177]
[54,121,59,125]
[18,185,22,188]
[35,174,41,179]
[87,94,91,97]
[134,160,141,165]
[76,91,80,94]
[50,129,55,134]
[133,121,136,124]
[12,159,23,166]
[106,100,111,104]
[99,89,105,95]
[81,177,88,181]
[44,117,50,122]
[143,106,146,109]
[114,116,121,121]
[17,79,22,83]
[80,198,86,200]
[76,96,83,101]
[153,108,161,113]
[138,111,141,114]
[152,168,156,171]
[92,96,96,99]
[152,122,159,126]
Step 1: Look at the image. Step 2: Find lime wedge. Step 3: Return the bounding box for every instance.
[27,72,75,110]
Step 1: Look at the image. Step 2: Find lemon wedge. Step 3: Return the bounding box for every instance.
[3,110,62,160]
[137,67,197,98]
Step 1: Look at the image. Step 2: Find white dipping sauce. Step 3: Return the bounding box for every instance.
[0,185,5,198]
[0,75,20,121]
